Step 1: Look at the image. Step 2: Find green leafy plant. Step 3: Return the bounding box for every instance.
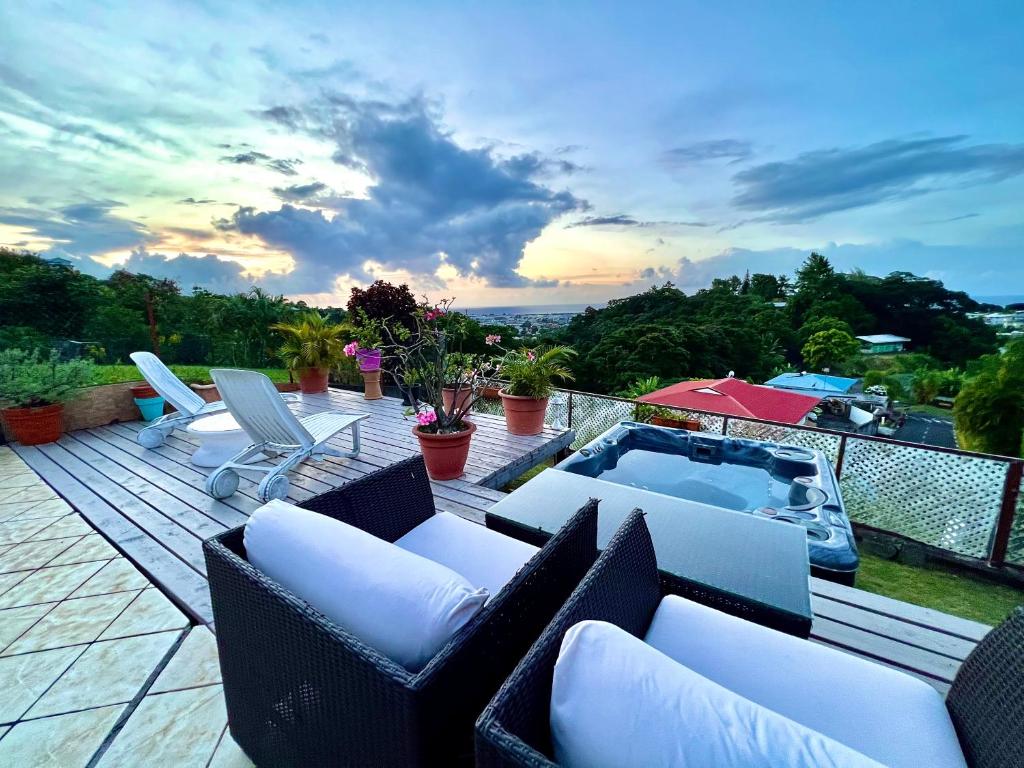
[272,312,347,371]
[500,345,576,399]
[347,308,384,350]
[0,349,94,408]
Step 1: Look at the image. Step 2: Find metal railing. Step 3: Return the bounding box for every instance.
[475,387,1024,569]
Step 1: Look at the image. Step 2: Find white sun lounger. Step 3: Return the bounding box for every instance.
[129,351,299,448]
[205,368,369,502]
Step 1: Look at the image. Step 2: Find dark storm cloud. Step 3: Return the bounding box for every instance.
[731,136,1024,223]
[567,214,708,229]
[222,94,585,290]
[219,151,301,176]
[663,139,753,165]
[271,182,328,202]
[0,200,153,255]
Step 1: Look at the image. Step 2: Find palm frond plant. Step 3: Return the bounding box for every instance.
[499,345,576,435]
[272,312,347,393]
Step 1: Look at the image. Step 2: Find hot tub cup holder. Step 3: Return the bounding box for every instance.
[773,516,833,542]
[787,478,828,510]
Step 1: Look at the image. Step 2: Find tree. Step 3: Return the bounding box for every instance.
[347,280,417,331]
[749,273,781,301]
[954,341,1024,456]
[796,315,852,348]
[801,328,860,371]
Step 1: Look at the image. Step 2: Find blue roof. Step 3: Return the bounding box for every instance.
[763,372,858,394]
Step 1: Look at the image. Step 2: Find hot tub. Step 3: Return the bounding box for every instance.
[555,422,858,581]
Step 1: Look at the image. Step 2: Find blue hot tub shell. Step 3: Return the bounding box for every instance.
[555,422,859,580]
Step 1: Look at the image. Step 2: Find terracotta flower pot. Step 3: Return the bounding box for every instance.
[482,385,501,400]
[500,391,549,435]
[129,383,158,399]
[275,382,301,394]
[442,386,474,417]
[2,403,64,445]
[413,421,476,480]
[189,382,220,403]
[361,370,383,400]
[297,367,329,394]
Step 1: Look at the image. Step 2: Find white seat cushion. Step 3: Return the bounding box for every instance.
[244,500,488,672]
[395,512,539,598]
[550,620,883,768]
[644,595,967,768]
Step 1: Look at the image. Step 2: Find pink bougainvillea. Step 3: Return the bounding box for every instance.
[343,341,359,357]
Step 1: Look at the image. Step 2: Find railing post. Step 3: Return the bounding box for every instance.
[567,390,574,430]
[721,416,729,436]
[835,434,848,479]
[989,460,1023,567]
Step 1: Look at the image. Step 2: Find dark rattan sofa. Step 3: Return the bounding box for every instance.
[204,455,599,767]
[475,509,1024,768]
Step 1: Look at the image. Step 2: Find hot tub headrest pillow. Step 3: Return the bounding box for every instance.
[550,620,883,768]
[244,499,488,672]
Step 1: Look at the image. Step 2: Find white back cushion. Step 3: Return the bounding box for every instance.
[550,620,883,768]
[244,500,488,672]
[644,595,966,768]
[395,512,539,598]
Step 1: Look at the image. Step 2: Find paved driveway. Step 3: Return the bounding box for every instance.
[894,413,957,449]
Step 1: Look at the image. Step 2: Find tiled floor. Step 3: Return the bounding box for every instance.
[0,446,252,767]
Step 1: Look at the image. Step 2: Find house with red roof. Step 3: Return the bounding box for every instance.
[638,377,822,425]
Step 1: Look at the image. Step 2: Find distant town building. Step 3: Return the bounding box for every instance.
[856,334,910,354]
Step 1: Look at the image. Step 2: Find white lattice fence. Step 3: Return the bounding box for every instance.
[725,419,842,464]
[1009,493,1024,565]
[838,439,1009,558]
[566,394,637,448]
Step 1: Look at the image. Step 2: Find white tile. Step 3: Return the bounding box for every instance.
[70,558,150,598]
[0,704,124,767]
[0,517,58,547]
[208,727,255,768]
[0,570,30,597]
[46,534,118,566]
[4,485,57,506]
[151,627,221,693]
[0,645,85,722]
[96,686,226,767]
[6,498,74,521]
[27,630,183,718]
[0,470,39,490]
[3,590,140,655]
[0,602,55,651]
[0,560,106,609]
[0,537,82,574]
[27,515,94,542]
[99,588,188,641]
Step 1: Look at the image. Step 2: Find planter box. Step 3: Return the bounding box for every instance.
[650,415,702,431]
[190,382,220,403]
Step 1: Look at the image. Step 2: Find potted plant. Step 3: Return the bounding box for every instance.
[0,349,94,445]
[273,312,347,394]
[442,352,477,416]
[621,377,701,430]
[382,300,503,480]
[499,346,576,436]
[344,312,386,399]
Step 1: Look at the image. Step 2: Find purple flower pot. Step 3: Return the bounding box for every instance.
[356,348,382,371]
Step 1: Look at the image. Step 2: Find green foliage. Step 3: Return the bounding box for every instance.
[0,349,94,408]
[912,368,962,404]
[800,328,860,371]
[954,341,1024,456]
[862,369,905,400]
[272,312,348,371]
[501,346,576,399]
[84,365,291,386]
[347,280,417,331]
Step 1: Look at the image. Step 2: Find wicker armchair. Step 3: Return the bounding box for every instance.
[204,455,598,768]
[475,509,1024,768]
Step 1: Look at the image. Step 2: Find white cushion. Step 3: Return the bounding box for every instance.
[550,620,883,768]
[644,595,967,768]
[244,500,488,672]
[395,512,539,598]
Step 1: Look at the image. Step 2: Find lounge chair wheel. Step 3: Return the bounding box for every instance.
[137,426,167,449]
[258,474,289,502]
[207,468,240,499]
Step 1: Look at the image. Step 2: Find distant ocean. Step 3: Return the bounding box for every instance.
[974,295,1024,307]
[465,303,605,316]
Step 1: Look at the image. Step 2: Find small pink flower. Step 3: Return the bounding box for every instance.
[344,341,359,357]
[526,350,536,362]
[485,334,501,345]
[416,409,437,426]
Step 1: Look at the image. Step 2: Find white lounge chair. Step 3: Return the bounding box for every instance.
[129,351,299,448]
[205,368,369,502]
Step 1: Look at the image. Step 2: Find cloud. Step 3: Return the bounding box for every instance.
[663,139,752,165]
[567,214,708,229]
[731,136,1024,223]
[219,151,302,176]
[82,248,253,294]
[222,94,585,290]
[0,200,153,255]
[269,181,352,209]
[177,197,218,205]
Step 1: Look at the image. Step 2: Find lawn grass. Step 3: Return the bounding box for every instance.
[503,457,555,492]
[86,364,291,387]
[856,552,1024,626]
[906,403,955,419]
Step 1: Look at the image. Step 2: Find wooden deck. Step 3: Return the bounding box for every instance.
[9,388,990,695]
[11,389,573,625]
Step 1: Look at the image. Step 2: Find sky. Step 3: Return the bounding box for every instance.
[1,1,1023,307]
